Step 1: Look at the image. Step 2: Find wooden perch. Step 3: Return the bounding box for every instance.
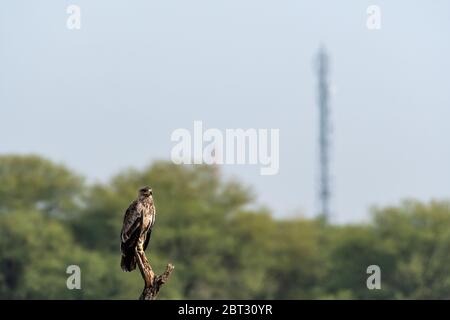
[135,248,174,300]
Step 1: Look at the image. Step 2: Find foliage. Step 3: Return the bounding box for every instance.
[0,154,449,299]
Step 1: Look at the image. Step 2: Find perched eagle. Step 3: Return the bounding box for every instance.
[120,186,156,272]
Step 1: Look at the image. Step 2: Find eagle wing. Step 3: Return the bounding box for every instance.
[143,205,156,251]
[120,200,142,251]
[120,200,143,271]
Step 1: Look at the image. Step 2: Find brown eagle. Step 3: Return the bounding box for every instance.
[120,186,156,272]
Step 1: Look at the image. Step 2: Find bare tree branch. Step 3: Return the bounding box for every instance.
[135,248,174,300]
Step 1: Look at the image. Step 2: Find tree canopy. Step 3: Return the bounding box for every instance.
[0,154,449,299]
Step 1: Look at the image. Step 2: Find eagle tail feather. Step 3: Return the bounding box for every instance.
[121,253,136,272]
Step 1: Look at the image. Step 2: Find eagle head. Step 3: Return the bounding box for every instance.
[138,186,153,198]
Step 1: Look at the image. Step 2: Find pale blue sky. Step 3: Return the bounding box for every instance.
[1,1,449,223]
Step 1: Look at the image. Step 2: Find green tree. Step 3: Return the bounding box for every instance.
[71,162,257,298]
[1,154,450,299]
[267,218,327,299]
[323,225,395,299]
[0,155,83,216]
[372,200,450,299]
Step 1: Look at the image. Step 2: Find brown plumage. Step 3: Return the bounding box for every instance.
[120,186,156,272]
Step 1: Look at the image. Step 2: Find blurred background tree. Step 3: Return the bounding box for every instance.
[0,155,84,216]
[0,154,449,299]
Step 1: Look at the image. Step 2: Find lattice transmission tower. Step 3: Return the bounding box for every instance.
[315,46,332,221]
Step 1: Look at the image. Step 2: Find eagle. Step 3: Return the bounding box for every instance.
[120,186,156,272]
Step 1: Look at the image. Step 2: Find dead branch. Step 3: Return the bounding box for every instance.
[135,248,174,300]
